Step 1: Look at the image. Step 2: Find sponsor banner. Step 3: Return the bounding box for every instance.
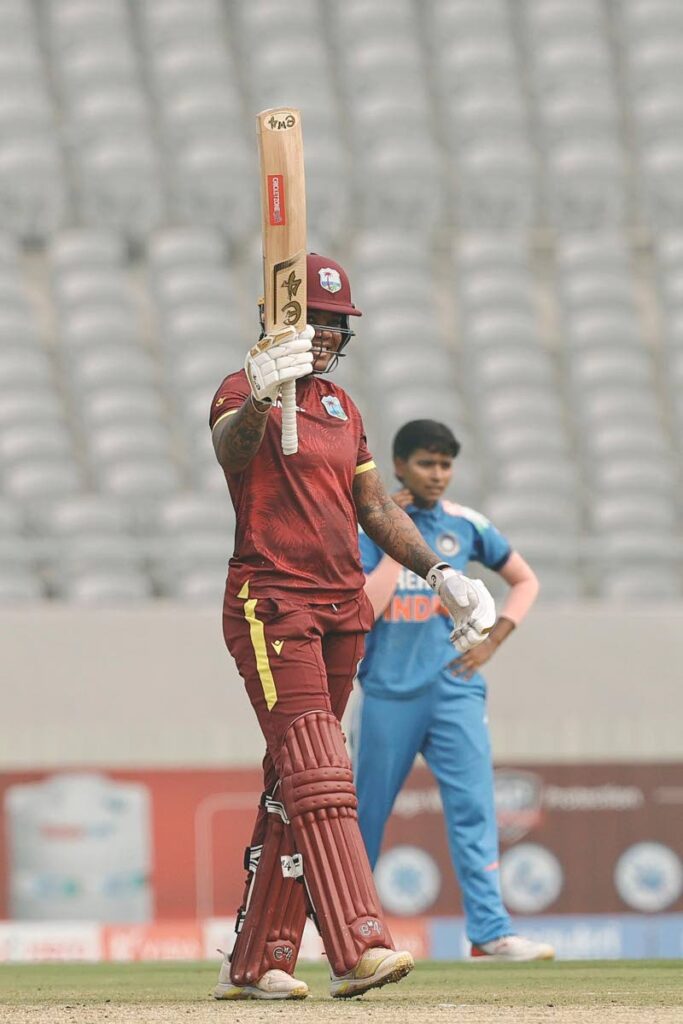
[431,914,683,961]
[0,921,101,962]
[103,921,203,962]
[382,763,683,916]
[0,915,681,962]
[1,764,681,923]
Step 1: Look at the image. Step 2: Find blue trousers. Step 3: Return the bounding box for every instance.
[353,668,511,945]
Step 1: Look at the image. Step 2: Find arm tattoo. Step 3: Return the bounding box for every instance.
[353,468,439,579]
[212,396,270,473]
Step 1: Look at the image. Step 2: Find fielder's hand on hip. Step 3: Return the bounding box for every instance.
[245,324,314,405]
[427,563,496,653]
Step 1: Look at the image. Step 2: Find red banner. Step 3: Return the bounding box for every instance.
[1,763,681,922]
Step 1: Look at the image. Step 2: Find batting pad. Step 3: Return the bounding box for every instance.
[229,806,308,985]
[279,710,392,976]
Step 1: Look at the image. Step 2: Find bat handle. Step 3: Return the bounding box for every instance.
[281,379,298,455]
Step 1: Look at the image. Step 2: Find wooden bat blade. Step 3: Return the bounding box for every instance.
[256,108,307,335]
[256,107,307,456]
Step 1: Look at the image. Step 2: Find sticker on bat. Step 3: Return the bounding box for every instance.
[268,174,286,225]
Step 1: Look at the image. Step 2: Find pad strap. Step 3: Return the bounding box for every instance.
[229,791,308,986]
[279,710,392,976]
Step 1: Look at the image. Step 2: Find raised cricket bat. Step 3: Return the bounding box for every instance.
[256,107,307,456]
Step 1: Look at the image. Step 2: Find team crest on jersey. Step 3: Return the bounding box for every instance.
[321,395,347,420]
[436,532,460,556]
[319,267,342,293]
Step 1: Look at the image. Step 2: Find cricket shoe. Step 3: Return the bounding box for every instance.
[470,935,555,962]
[213,959,309,1000]
[330,947,414,999]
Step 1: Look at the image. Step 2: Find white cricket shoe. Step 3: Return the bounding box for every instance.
[330,947,414,999]
[470,934,555,962]
[214,957,309,1000]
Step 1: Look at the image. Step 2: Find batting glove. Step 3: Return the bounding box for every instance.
[245,324,314,405]
[427,564,496,652]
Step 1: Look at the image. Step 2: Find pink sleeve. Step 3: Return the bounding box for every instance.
[363,554,401,620]
[498,551,540,625]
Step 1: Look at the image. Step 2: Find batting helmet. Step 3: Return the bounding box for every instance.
[306,254,362,317]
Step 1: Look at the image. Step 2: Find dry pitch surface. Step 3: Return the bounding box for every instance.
[1,961,681,1024]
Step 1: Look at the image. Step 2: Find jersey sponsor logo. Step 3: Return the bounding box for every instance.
[321,395,347,420]
[318,267,342,293]
[383,594,450,623]
[436,532,460,556]
[271,639,284,655]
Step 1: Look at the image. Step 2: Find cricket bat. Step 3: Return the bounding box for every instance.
[256,107,307,456]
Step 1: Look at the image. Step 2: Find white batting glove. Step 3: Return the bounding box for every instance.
[426,564,496,652]
[245,324,314,404]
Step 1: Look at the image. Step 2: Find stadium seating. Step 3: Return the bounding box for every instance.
[0,0,681,603]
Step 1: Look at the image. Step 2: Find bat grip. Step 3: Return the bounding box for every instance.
[281,379,298,455]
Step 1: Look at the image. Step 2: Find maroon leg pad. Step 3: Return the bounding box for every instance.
[229,796,308,986]
[278,710,393,976]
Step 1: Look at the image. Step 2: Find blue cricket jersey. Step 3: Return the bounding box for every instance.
[358,500,511,698]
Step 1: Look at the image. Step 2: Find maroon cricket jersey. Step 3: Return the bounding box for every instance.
[209,370,375,603]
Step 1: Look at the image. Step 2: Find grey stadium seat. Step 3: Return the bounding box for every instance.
[0,568,44,602]
[34,495,132,537]
[81,387,167,428]
[544,139,627,229]
[484,492,580,534]
[53,268,133,311]
[154,266,235,311]
[77,136,164,238]
[0,389,66,429]
[0,347,53,390]
[97,459,181,500]
[598,567,682,601]
[49,229,126,271]
[0,137,67,239]
[86,423,171,465]
[60,306,140,351]
[54,569,153,605]
[0,424,74,465]
[469,348,555,391]
[497,458,580,496]
[147,227,226,270]
[3,460,83,503]
[564,309,644,350]
[590,457,678,496]
[590,494,677,533]
[171,137,256,238]
[68,346,158,391]
[454,139,537,230]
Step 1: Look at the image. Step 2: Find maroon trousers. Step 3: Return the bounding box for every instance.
[223,587,374,770]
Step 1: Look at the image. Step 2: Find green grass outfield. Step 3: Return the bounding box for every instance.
[0,960,681,1008]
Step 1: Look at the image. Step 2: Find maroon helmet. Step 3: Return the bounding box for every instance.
[306,253,362,317]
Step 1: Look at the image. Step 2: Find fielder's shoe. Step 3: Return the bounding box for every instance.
[330,947,414,999]
[470,934,555,962]
[213,957,309,1000]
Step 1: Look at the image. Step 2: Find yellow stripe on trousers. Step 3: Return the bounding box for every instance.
[237,580,278,711]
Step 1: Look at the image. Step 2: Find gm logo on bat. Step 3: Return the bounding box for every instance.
[266,112,297,130]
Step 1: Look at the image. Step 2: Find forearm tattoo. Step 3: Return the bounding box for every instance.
[353,469,438,579]
[213,396,270,473]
